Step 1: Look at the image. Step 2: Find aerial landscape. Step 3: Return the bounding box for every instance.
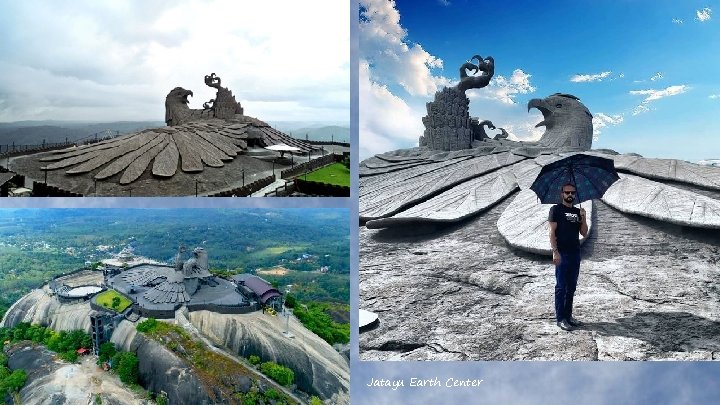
[0,208,350,404]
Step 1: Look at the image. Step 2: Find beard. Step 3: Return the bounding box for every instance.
[564,196,574,203]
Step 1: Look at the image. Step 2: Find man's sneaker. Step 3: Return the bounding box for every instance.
[567,317,583,327]
[557,320,574,331]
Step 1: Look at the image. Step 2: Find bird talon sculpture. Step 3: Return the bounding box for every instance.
[420,54,496,151]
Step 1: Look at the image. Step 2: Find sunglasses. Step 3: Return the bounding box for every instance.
[562,191,576,195]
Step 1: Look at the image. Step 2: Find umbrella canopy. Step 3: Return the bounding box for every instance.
[530,153,620,205]
[264,144,302,152]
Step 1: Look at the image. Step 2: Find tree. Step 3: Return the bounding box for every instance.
[60,350,78,363]
[111,297,121,309]
[98,342,117,363]
[112,352,139,385]
[1,369,27,394]
[284,294,296,309]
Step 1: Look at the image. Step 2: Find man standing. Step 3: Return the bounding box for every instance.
[548,183,588,331]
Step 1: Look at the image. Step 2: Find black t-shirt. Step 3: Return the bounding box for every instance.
[549,204,581,253]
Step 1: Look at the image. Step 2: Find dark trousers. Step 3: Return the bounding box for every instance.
[555,251,581,322]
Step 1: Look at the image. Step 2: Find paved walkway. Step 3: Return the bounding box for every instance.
[251,178,288,196]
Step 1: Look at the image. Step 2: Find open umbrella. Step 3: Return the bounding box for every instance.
[530,153,620,206]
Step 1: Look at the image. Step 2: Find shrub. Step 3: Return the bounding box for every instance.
[112,352,139,385]
[98,342,117,363]
[259,361,294,386]
[293,303,349,345]
[284,294,296,309]
[248,355,261,365]
[0,369,27,394]
[136,318,159,333]
[155,393,168,405]
[263,388,281,400]
[241,391,265,405]
[60,350,78,363]
[310,396,323,405]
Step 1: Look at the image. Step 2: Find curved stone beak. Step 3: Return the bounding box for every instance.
[183,90,194,104]
[527,98,552,128]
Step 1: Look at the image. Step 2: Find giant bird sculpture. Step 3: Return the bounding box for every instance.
[8,73,317,193]
[359,55,720,361]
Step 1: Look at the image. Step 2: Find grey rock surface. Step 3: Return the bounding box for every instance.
[111,321,214,405]
[6,343,148,405]
[600,154,720,190]
[359,198,720,360]
[603,174,720,229]
[366,166,518,228]
[0,288,91,331]
[189,310,350,404]
[360,151,524,220]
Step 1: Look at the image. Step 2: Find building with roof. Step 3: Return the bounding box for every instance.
[232,274,282,312]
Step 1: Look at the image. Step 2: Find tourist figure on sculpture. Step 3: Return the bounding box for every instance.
[549,183,588,331]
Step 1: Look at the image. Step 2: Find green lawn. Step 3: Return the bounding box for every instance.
[302,163,350,187]
[95,290,132,312]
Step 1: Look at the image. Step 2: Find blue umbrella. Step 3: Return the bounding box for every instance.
[530,153,620,206]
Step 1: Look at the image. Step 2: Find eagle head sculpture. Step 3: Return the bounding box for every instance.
[165,87,195,126]
[528,93,594,150]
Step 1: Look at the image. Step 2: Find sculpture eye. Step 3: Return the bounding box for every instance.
[555,103,562,108]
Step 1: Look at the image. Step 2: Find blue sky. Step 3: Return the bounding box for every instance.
[359,0,720,162]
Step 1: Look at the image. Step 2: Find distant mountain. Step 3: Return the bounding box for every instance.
[0,121,164,146]
[285,126,350,143]
[267,121,350,143]
[0,120,348,145]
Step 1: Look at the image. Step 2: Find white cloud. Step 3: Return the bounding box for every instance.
[650,72,663,81]
[468,69,536,105]
[438,0,451,6]
[359,61,425,159]
[358,0,538,158]
[570,71,612,83]
[709,94,720,99]
[632,104,651,116]
[672,18,684,24]
[0,0,349,123]
[696,7,712,22]
[360,0,448,97]
[502,120,545,142]
[592,113,624,139]
[629,85,689,115]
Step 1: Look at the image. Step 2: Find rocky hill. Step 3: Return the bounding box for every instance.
[4,342,147,405]
[2,286,350,404]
